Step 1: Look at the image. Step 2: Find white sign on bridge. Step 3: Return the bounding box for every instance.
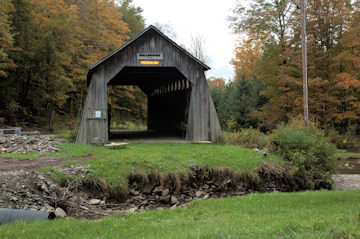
[137,53,163,60]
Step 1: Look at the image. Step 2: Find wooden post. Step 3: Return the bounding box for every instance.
[301,0,309,126]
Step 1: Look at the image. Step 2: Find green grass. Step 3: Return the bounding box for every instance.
[336,149,360,158]
[58,143,281,193]
[1,142,281,194]
[1,190,359,239]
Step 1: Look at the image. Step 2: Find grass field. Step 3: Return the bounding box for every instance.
[336,149,360,158]
[14,143,281,194]
[0,190,359,239]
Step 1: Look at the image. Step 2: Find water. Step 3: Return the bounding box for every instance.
[337,156,360,174]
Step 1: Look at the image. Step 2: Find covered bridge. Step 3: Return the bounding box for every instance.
[76,25,222,144]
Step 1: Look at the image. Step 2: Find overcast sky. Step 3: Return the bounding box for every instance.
[132,0,238,81]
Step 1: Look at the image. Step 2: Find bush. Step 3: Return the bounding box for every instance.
[224,128,270,149]
[271,119,337,189]
[328,129,360,152]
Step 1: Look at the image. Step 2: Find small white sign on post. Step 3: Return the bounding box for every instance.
[95,111,101,118]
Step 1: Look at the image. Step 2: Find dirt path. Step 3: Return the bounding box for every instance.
[0,156,93,172]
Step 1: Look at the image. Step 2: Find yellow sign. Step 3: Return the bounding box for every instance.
[140,60,160,65]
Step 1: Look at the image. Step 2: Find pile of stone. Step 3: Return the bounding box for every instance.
[0,134,64,153]
[0,163,286,219]
[120,177,247,212]
[0,166,111,219]
[0,170,59,212]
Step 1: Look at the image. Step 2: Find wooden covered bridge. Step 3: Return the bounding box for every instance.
[76,25,222,144]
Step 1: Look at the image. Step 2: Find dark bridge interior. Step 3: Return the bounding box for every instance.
[107,67,192,140]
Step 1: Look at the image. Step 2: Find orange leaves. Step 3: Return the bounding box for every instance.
[0,0,16,77]
[335,73,360,89]
[231,38,262,80]
[207,78,225,91]
[76,0,129,55]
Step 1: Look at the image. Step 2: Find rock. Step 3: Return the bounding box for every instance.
[129,189,139,196]
[89,199,101,205]
[58,164,89,178]
[11,196,19,201]
[127,207,138,213]
[203,194,209,199]
[162,188,170,196]
[170,204,177,210]
[195,191,202,198]
[171,196,178,204]
[41,184,49,193]
[152,186,163,194]
[142,184,155,194]
[45,204,55,212]
[224,179,231,185]
[38,175,46,181]
[0,135,64,154]
[55,207,67,218]
[160,195,171,204]
[100,200,105,205]
[49,184,58,192]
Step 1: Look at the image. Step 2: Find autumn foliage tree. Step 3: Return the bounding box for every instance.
[227,0,360,135]
[0,0,145,128]
[0,0,15,78]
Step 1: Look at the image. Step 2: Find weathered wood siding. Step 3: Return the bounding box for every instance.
[76,27,222,144]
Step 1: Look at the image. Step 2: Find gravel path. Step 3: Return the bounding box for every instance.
[333,174,360,190]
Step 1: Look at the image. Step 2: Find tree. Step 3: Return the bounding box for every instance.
[118,0,145,38]
[228,0,360,134]
[5,0,36,116]
[0,0,16,109]
[28,0,80,125]
[231,38,262,79]
[188,34,211,65]
[208,77,225,126]
[228,0,296,129]
[0,0,146,128]
[229,0,295,52]
[0,0,15,78]
[153,22,178,40]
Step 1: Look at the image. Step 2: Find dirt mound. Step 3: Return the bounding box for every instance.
[0,155,334,220]
[0,161,311,219]
[0,135,64,153]
[80,164,312,213]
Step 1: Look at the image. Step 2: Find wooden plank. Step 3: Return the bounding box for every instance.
[104,142,129,149]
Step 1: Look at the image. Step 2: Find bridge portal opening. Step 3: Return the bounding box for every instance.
[107,66,192,140]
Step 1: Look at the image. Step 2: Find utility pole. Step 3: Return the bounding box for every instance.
[300,0,309,126]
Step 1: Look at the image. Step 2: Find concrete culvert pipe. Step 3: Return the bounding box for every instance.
[0,208,55,225]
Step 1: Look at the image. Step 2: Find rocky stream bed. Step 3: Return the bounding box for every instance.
[0,135,359,220]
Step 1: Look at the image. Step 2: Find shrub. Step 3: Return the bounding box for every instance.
[271,120,337,189]
[328,129,360,152]
[224,128,270,149]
